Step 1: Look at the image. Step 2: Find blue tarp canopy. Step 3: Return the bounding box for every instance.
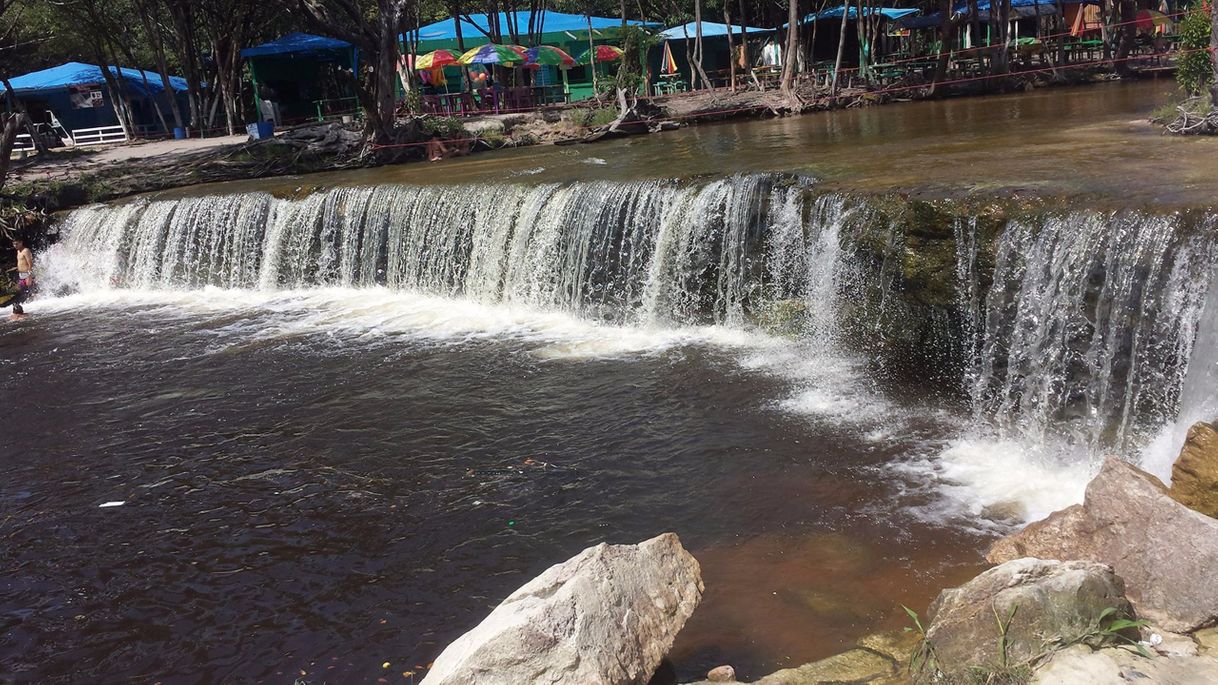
[899,0,1065,29]
[241,32,353,59]
[803,6,919,22]
[408,10,657,46]
[0,61,189,96]
[659,21,773,39]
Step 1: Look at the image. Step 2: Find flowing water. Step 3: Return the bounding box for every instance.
[4,81,1218,684]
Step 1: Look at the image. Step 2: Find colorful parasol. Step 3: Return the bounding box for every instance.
[459,44,528,65]
[660,42,678,75]
[524,45,576,69]
[415,49,462,70]
[577,44,626,64]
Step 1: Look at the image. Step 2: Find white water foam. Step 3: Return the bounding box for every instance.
[33,287,777,360]
[904,436,1097,527]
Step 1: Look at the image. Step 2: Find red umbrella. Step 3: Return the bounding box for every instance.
[578,45,626,64]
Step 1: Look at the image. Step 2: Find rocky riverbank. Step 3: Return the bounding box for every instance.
[410,420,1218,684]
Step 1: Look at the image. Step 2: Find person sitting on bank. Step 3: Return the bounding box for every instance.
[9,237,33,319]
[426,133,472,162]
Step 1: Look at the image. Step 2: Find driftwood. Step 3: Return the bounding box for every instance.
[1165,103,1218,135]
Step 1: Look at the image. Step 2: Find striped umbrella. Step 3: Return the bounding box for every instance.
[524,45,576,69]
[577,44,626,64]
[459,44,528,65]
[415,49,462,70]
[660,42,678,75]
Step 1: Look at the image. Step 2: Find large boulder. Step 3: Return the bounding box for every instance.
[920,558,1132,682]
[1169,420,1218,518]
[420,533,703,685]
[988,457,1218,632]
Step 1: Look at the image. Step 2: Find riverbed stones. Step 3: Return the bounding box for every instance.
[920,558,1132,682]
[1168,420,1218,517]
[987,457,1218,632]
[706,664,736,681]
[419,532,702,685]
[1029,643,1218,684]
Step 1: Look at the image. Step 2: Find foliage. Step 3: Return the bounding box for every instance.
[567,106,618,127]
[902,604,940,677]
[1061,606,1153,657]
[1175,7,1213,97]
[420,115,467,137]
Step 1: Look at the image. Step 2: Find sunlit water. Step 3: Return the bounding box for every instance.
[4,81,1218,684]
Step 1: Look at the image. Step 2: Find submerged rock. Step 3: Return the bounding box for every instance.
[1169,420,1218,518]
[988,457,1218,632]
[920,558,1132,683]
[1030,643,1218,684]
[752,648,895,684]
[419,532,702,685]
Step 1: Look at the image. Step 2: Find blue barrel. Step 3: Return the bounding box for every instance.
[246,122,274,140]
[173,127,188,140]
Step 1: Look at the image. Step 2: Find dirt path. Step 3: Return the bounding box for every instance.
[9,134,248,185]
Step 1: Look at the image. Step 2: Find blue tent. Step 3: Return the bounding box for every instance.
[659,21,773,40]
[408,10,658,48]
[0,62,189,135]
[803,6,919,22]
[0,61,189,97]
[241,32,354,59]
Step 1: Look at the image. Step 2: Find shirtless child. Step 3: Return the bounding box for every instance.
[10,237,33,319]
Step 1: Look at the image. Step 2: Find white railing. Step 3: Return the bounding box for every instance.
[13,133,36,151]
[71,125,128,147]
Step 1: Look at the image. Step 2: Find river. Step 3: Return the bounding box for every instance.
[2,80,1216,684]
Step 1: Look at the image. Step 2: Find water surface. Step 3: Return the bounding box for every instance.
[157,79,1218,207]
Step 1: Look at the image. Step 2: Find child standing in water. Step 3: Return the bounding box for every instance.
[9,237,33,319]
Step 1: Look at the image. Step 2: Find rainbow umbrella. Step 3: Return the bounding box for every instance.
[415,49,462,70]
[660,42,678,75]
[578,45,626,64]
[459,44,528,65]
[524,45,576,69]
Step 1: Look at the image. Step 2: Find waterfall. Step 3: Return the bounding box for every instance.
[967,211,1216,458]
[1140,259,1218,480]
[45,175,1218,477]
[46,176,817,329]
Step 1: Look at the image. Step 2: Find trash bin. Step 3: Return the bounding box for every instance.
[173,127,188,140]
[246,121,274,140]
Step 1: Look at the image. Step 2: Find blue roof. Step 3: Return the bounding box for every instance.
[0,62,189,96]
[659,21,773,39]
[409,10,657,45]
[241,32,354,59]
[803,6,919,22]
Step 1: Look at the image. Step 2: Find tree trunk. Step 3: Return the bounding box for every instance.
[1114,0,1136,75]
[737,0,751,77]
[723,1,737,92]
[780,0,800,104]
[0,114,21,193]
[1,78,48,154]
[694,0,706,88]
[1211,0,1218,108]
[371,6,401,140]
[934,0,955,84]
[832,2,851,93]
[134,0,185,131]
